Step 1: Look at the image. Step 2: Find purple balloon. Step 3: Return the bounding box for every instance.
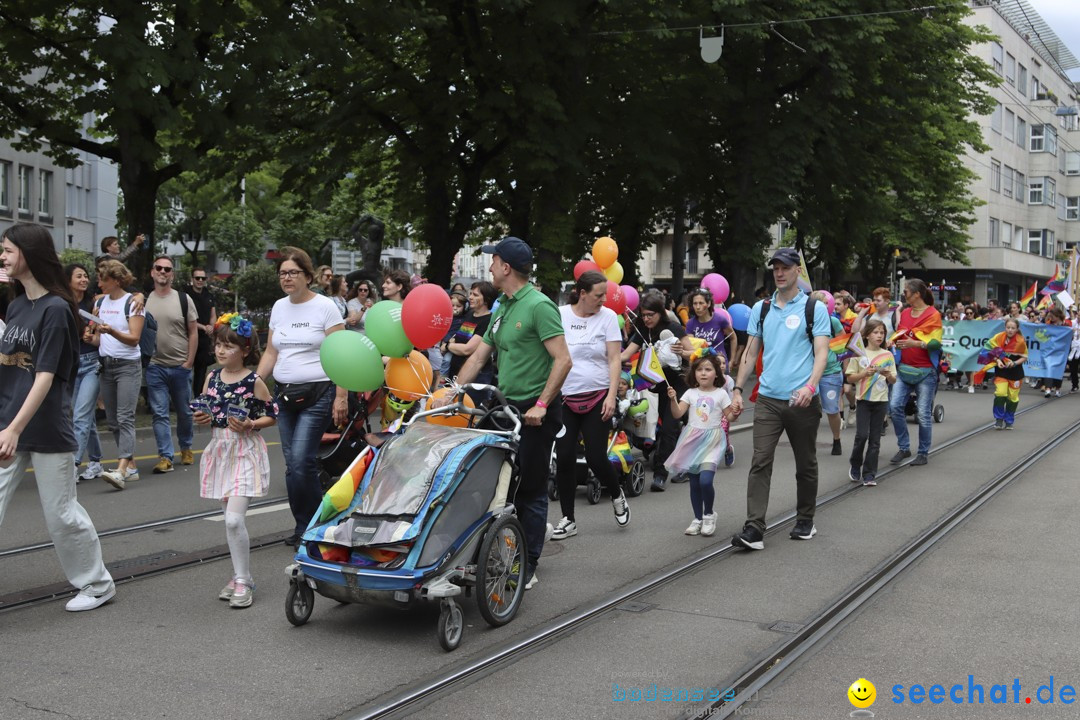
[702,273,730,305]
[621,285,640,312]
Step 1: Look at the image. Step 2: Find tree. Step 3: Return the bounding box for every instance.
[232,262,280,313]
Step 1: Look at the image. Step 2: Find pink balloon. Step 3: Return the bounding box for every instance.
[702,273,730,305]
[621,285,640,312]
[574,260,602,281]
[819,290,835,316]
[714,306,732,329]
[603,280,627,315]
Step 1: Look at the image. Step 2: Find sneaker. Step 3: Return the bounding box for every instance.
[911,454,928,466]
[701,513,717,537]
[284,534,301,548]
[732,523,764,551]
[848,465,861,483]
[968,385,975,394]
[669,473,689,484]
[724,445,735,467]
[650,474,667,492]
[525,573,539,590]
[980,382,988,390]
[1055,390,1062,398]
[994,418,1005,430]
[1071,387,1078,393]
[101,470,126,490]
[862,476,877,487]
[124,468,139,483]
[544,523,555,543]
[685,518,702,535]
[65,587,115,612]
[80,461,103,481]
[219,578,237,601]
[789,518,817,540]
[889,449,911,465]
[550,517,577,540]
[1045,390,1052,398]
[180,448,195,465]
[153,457,174,474]
[612,493,630,528]
[229,579,254,608]
[831,439,842,456]
[1005,423,1014,430]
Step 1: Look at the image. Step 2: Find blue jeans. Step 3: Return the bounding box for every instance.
[72,352,103,465]
[146,364,194,460]
[276,384,334,537]
[889,369,936,456]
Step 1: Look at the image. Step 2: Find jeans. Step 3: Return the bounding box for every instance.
[555,400,622,521]
[146,364,194,461]
[72,352,103,466]
[509,397,562,579]
[276,384,334,537]
[100,357,142,459]
[850,400,888,480]
[889,369,937,456]
[745,395,822,531]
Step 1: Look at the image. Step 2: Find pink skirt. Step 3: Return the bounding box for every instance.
[199,427,270,499]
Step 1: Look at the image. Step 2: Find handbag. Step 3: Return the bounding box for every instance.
[277,381,332,412]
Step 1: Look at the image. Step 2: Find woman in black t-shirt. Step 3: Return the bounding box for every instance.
[0,223,115,612]
[444,281,497,401]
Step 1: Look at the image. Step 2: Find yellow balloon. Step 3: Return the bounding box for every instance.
[592,236,618,269]
[602,261,624,284]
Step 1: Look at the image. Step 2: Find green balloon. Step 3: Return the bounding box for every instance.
[617,314,625,330]
[364,300,413,357]
[320,330,385,392]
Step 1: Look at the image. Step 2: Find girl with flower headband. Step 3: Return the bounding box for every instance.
[192,311,277,608]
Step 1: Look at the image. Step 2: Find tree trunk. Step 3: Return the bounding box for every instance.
[671,205,686,298]
[117,161,160,283]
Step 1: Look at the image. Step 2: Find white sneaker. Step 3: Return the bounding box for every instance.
[701,513,717,536]
[550,517,577,540]
[612,492,630,527]
[544,523,554,543]
[684,519,702,535]
[525,573,539,590]
[80,461,103,481]
[1055,390,1062,398]
[65,588,115,612]
[101,470,125,490]
[967,386,975,394]
[124,468,140,482]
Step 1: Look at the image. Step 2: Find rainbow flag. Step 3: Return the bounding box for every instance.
[1019,281,1038,309]
[829,332,852,355]
[888,308,943,348]
[972,332,1027,386]
[839,308,857,333]
[1042,264,1067,295]
[1036,293,1053,311]
[315,446,374,523]
[797,251,813,293]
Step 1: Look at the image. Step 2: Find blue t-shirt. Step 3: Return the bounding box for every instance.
[747,290,832,401]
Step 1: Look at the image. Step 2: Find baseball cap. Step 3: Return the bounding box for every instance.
[768,247,801,267]
[481,236,534,274]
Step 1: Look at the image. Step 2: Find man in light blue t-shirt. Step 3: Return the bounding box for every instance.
[729,248,831,550]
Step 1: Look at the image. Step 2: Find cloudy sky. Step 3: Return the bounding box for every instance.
[1027,0,1080,80]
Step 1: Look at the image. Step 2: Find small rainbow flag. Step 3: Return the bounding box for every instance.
[1036,293,1053,311]
[1042,264,1067,295]
[829,332,852,355]
[1019,281,1038,309]
[315,446,374,523]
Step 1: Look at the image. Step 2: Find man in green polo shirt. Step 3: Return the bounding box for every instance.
[440,236,571,590]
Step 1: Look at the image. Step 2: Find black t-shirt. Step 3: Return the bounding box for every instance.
[449,311,493,379]
[0,294,78,452]
[629,319,687,389]
[189,286,217,324]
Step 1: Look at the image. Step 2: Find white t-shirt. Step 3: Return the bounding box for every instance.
[269,294,345,383]
[679,387,732,430]
[559,305,622,396]
[96,293,143,360]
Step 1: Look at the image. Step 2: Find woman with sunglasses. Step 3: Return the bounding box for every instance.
[345,280,377,332]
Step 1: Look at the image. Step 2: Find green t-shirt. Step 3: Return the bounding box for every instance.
[482,284,564,401]
[823,315,843,376]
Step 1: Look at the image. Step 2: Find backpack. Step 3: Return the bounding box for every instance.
[96,292,187,368]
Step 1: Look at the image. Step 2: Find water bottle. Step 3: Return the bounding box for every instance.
[789,389,800,406]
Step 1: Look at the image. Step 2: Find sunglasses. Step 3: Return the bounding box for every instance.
[357,286,369,291]
[153,265,173,273]
[193,276,206,280]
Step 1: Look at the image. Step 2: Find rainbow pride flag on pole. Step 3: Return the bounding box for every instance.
[1019,281,1038,309]
[1036,293,1053,311]
[1042,264,1067,295]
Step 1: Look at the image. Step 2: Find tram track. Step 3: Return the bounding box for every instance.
[341,397,1063,720]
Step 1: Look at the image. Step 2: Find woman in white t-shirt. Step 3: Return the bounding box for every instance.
[90,260,145,490]
[550,271,629,541]
[256,247,348,546]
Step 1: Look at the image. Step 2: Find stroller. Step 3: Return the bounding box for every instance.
[903,386,945,423]
[546,403,647,504]
[285,384,526,652]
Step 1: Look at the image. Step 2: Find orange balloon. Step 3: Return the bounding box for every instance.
[592,236,618,269]
[384,350,432,401]
[425,387,476,427]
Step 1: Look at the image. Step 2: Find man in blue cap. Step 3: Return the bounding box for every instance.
[728,247,831,551]
[435,237,571,590]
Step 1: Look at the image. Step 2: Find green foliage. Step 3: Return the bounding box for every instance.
[208,207,265,266]
[59,248,96,274]
[232,262,281,312]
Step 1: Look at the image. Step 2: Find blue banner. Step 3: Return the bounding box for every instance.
[941,320,1071,379]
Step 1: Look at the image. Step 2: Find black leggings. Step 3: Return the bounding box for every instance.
[1069,357,1080,390]
[555,400,622,520]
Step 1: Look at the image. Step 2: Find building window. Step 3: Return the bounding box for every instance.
[1032,76,1043,100]
[17,165,31,213]
[1029,177,1043,205]
[1016,117,1026,148]
[991,42,1003,75]
[1045,125,1057,155]
[1005,53,1016,85]
[1003,165,1014,198]
[1003,221,1013,247]
[1028,229,1043,255]
[990,159,1001,192]
[1015,171,1025,203]
[1046,178,1056,207]
[1018,63,1027,95]
[989,217,1000,247]
[1067,197,1079,221]
[1030,124,1044,152]
[1004,109,1015,141]
[0,162,9,210]
[38,170,52,217]
[1013,225,1024,249]
[990,102,1002,134]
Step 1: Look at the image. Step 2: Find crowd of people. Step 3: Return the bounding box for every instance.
[4,223,1080,613]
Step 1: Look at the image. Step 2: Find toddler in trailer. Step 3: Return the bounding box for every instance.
[843,318,896,486]
[664,349,735,536]
[192,313,277,608]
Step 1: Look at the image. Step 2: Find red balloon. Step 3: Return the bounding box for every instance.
[574,260,602,280]
[401,284,453,349]
[603,280,627,315]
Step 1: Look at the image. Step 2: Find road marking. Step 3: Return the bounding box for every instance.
[26,442,281,472]
[205,501,291,521]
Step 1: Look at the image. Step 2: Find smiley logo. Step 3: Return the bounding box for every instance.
[848,678,876,709]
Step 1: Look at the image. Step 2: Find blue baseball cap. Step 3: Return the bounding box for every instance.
[768,247,801,267]
[482,236,534,274]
